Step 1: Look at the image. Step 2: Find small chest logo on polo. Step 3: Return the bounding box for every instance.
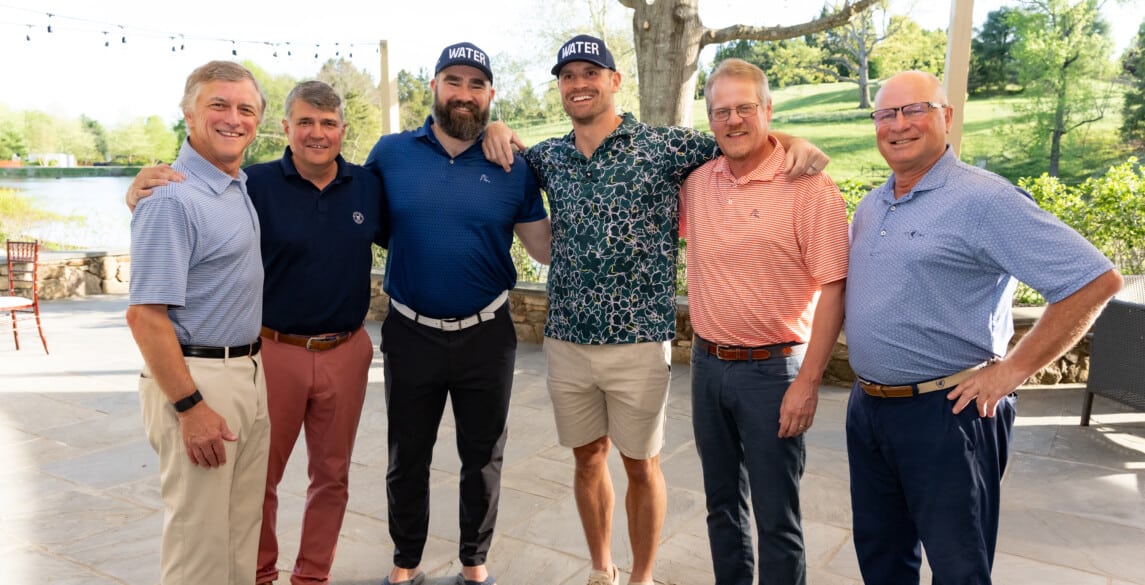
[353,211,364,224]
[480,174,491,184]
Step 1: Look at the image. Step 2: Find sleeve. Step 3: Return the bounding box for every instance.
[669,128,718,185]
[514,156,548,224]
[972,185,1114,303]
[128,196,195,307]
[522,144,549,191]
[796,176,851,285]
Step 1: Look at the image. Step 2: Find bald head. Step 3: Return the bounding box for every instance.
[872,70,953,188]
[875,71,947,108]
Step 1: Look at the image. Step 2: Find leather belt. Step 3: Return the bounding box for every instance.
[390,290,508,332]
[260,326,356,352]
[858,362,991,398]
[694,335,806,361]
[181,339,261,359]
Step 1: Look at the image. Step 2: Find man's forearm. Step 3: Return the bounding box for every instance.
[1004,269,1123,378]
[126,304,197,403]
[796,280,846,385]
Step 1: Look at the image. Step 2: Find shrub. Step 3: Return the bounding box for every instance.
[1020,157,1145,275]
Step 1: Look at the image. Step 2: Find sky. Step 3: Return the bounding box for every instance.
[1,0,1142,127]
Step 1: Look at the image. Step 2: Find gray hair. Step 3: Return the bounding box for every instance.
[285,80,344,121]
[179,60,266,119]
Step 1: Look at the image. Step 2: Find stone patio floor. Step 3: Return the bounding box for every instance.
[2,294,1144,585]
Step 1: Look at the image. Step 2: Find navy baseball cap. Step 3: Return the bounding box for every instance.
[551,34,616,76]
[435,42,493,83]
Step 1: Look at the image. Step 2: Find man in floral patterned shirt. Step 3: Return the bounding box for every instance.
[492,35,827,585]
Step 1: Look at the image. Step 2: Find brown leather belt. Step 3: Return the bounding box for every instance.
[694,335,806,361]
[260,326,355,352]
[857,362,990,398]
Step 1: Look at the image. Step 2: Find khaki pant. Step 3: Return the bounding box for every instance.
[140,354,271,585]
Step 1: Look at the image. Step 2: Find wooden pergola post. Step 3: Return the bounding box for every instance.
[945,0,975,156]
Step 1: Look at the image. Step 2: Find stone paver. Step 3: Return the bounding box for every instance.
[1,294,1144,584]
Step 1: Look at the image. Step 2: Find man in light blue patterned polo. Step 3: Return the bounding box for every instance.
[845,70,1123,585]
[126,60,271,585]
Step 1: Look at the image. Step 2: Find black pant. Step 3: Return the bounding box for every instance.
[381,303,516,568]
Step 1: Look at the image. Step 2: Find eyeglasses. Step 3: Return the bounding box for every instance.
[710,103,761,122]
[870,101,946,125]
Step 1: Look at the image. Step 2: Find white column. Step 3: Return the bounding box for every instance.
[379,40,400,135]
[944,0,975,156]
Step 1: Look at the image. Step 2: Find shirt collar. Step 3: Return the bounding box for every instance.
[278,146,350,184]
[878,145,955,204]
[713,135,783,184]
[177,138,246,195]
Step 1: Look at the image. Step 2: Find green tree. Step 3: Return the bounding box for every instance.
[969,7,1022,94]
[318,58,385,163]
[106,119,150,165]
[80,115,109,162]
[1011,0,1115,176]
[244,61,293,166]
[820,1,900,108]
[142,115,178,164]
[873,16,946,77]
[398,68,432,131]
[711,39,828,88]
[1121,21,1145,145]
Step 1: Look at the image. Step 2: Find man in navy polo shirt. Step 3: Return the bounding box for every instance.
[128,80,385,585]
[364,42,550,585]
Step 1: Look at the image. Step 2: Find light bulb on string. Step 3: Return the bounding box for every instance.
[170,36,176,52]
[231,41,237,56]
[120,25,126,44]
[103,31,109,47]
[46,13,52,33]
[25,25,30,42]
[335,42,340,57]
[314,43,319,60]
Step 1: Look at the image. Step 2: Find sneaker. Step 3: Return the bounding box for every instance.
[586,564,619,585]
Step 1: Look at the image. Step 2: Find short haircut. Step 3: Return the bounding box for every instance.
[285,80,344,121]
[705,58,771,113]
[180,60,266,119]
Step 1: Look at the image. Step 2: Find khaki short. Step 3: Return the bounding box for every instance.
[543,337,672,459]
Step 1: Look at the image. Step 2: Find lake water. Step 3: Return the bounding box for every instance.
[0,176,134,250]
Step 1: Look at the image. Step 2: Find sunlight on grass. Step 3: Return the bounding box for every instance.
[505,81,1136,185]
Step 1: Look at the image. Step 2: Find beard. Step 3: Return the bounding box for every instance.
[432,97,489,141]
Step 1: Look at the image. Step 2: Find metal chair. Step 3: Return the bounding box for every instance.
[1080,297,1145,425]
[1,240,49,354]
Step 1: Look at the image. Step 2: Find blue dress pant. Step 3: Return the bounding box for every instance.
[846,381,1016,585]
[381,303,516,569]
[691,345,807,585]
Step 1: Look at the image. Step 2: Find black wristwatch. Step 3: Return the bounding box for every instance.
[172,389,203,413]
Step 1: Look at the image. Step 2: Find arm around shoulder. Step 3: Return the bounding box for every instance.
[514,217,552,265]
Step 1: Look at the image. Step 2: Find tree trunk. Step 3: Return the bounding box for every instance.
[1049,86,1067,177]
[626,0,706,127]
[617,0,881,127]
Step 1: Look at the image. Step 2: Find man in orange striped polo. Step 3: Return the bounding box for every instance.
[680,58,850,585]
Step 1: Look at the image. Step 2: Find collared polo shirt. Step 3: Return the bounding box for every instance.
[524,112,717,345]
[245,147,385,335]
[845,147,1114,384]
[129,139,263,346]
[681,140,849,346]
[364,116,547,318]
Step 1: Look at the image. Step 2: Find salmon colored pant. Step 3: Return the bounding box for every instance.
[256,326,373,585]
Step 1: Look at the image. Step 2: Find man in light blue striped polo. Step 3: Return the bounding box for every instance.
[125,60,271,585]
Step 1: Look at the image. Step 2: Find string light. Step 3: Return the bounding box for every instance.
[5,8,380,66]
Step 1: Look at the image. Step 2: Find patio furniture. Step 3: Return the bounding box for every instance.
[1,240,49,354]
[1080,294,1145,426]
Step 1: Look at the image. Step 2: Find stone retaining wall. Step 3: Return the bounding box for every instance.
[1,250,131,299]
[7,251,1090,384]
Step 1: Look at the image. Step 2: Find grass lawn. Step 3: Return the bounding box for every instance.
[505,82,1137,185]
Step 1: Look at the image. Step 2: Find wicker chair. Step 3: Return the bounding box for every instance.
[1,240,49,354]
[1080,294,1145,426]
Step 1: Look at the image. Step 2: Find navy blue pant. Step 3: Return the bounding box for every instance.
[381,303,516,568]
[691,344,807,585]
[846,381,1016,585]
